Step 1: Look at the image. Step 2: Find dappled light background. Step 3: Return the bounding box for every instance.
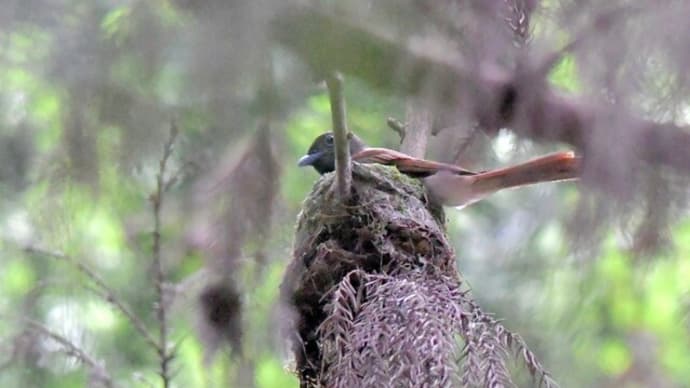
[0,0,689,387]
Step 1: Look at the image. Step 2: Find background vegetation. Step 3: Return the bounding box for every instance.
[0,0,688,387]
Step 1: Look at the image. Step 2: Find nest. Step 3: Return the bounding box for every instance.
[281,163,465,387]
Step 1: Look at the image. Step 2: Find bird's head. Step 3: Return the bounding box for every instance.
[298,132,366,174]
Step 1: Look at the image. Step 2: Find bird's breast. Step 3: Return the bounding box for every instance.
[423,172,484,208]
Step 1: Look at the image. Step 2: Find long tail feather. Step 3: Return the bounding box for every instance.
[471,151,581,193]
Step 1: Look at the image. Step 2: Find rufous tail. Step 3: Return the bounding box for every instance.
[471,151,581,193]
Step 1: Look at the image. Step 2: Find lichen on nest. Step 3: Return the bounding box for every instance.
[281,163,460,384]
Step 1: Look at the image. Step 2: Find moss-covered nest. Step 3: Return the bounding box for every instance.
[281,163,461,385]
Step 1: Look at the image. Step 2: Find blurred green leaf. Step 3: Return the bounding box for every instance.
[101,6,131,40]
[256,356,298,388]
[549,55,580,92]
[1,258,36,295]
[598,338,631,376]
[84,300,119,331]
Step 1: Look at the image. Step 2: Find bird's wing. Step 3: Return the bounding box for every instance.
[352,147,476,177]
[424,151,581,207]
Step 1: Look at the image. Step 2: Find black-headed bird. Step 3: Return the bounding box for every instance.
[298,132,580,208]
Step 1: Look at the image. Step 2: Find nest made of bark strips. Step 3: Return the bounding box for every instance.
[280,163,556,388]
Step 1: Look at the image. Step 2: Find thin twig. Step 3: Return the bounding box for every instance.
[325,72,351,200]
[24,318,113,388]
[149,122,179,388]
[386,117,406,143]
[23,245,161,354]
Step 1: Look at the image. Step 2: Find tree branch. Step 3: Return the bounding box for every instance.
[400,101,433,158]
[273,5,690,174]
[24,318,113,388]
[325,72,352,200]
[23,245,161,354]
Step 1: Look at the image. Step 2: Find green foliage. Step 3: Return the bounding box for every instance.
[571,232,690,384]
[599,338,632,375]
[549,55,581,92]
[256,356,299,388]
[2,257,36,295]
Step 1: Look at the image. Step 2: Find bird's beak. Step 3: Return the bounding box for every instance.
[297,151,324,167]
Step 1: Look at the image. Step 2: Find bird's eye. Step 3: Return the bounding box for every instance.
[325,134,334,145]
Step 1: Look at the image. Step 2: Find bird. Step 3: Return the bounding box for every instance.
[298,132,581,208]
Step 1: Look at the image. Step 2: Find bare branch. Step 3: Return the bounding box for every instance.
[22,245,161,354]
[24,318,113,388]
[149,122,179,388]
[325,72,352,200]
